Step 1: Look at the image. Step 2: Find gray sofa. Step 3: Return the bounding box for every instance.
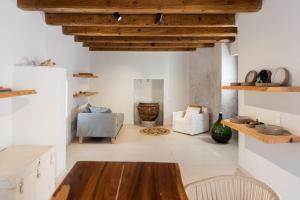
[76,106,124,144]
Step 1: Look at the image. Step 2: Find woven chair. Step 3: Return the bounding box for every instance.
[185,175,280,200]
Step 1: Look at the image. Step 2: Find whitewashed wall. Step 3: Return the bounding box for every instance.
[13,67,67,176]
[89,46,236,126]
[89,52,190,124]
[0,1,90,151]
[0,1,44,150]
[238,0,300,199]
[43,26,91,143]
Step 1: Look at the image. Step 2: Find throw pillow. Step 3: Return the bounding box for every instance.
[78,103,92,113]
[184,106,201,119]
[189,105,203,113]
[89,107,112,113]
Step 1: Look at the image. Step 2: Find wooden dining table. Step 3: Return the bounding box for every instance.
[52,161,188,200]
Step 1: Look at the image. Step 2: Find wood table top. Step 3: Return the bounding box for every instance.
[53,161,188,200]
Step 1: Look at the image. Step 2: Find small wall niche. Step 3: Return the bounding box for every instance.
[133,79,164,126]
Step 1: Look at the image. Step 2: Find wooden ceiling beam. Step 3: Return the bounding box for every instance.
[89,47,197,51]
[46,13,235,27]
[63,27,237,37]
[83,42,214,48]
[17,0,262,14]
[75,36,235,43]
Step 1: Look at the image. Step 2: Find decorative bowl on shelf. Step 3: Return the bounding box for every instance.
[241,82,255,86]
[246,119,264,128]
[257,70,272,83]
[255,83,281,87]
[271,67,289,86]
[230,116,252,124]
[245,70,258,83]
[255,124,290,135]
[230,82,241,86]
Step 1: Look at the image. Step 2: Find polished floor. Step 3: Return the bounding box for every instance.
[66,125,238,185]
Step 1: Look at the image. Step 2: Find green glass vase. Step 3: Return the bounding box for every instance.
[211,112,232,144]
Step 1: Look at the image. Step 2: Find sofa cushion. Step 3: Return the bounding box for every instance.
[78,103,92,113]
[89,107,112,113]
[184,106,201,119]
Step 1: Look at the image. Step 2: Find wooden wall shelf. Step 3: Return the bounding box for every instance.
[0,90,37,99]
[222,119,300,144]
[222,86,300,92]
[73,74,98,78]
[73,92,98,98]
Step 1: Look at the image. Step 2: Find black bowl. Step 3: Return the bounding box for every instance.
[257,70,272,83]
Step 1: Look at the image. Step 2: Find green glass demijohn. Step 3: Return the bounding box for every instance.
[211,112,232,144]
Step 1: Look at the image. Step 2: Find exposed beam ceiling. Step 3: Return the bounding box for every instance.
[83,42,214,48]
[46,13,235,27]
[89,47,197,51]
[17,0,262,51]
[63,27,237,37]
[18,0,262,14]
[75,36,235,43]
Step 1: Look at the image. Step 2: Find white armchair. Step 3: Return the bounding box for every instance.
[173,106,209,135]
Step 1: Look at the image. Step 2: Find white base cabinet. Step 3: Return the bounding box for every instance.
[0,145,55,200]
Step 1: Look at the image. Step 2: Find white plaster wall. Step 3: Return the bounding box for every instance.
[0,1,90,151]
[189,45,222,124]
[168,53,190,115]
[238,0,300,199]
[134,80,154,103]
[42,27,91,143]
[221,44,238,119]
[12,67,67,176]
[0,1,45,150]
[89,52,190,124]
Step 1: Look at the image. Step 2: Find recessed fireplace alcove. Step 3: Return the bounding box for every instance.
[133,79,164,126]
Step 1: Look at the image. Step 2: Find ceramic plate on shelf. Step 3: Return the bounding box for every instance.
[246,121,264,128]
[255,83,281,87]
[230,82,241,86]
[257,70,272,83]
[245,70,258,83]
[241,82,255,86]
[271,67,289,86]
[230,116,252,124]
[255,124,290,135]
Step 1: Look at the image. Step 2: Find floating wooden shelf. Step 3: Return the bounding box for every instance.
[73,74,98,78]
[222,86,300,92]
[73,92,98,98]
[0,90,37,99]
[222,119,300,144]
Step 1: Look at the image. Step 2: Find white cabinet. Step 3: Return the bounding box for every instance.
[14,172,36,200]
[0,145,55,200]
[36,151,55,200]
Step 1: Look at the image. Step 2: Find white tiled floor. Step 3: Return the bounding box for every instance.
[66,125,238,185]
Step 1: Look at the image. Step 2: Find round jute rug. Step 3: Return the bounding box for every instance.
[140,127,171,136]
